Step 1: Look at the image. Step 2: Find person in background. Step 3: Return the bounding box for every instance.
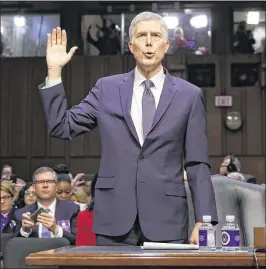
[15,182,37,209]
[54,163,73,180]
[1,181,16,233]
[76,173,97,246]
[70,186,90,211]
[14,167,79,245]
[1,165,13,181]
[56,173,72,201]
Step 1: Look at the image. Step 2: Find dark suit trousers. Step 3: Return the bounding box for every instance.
[96,215,185,246]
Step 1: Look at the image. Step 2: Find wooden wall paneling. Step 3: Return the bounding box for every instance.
[8,59,29,157]
[67,56,87,157]
[104,55,123,76]
[186,55,224,156]
[49,65,69,158]
[0,158,27,181]
[69,56,104,158]
[69,157,100,175]
[30,158,66,177]
[0,59,11,157]
[239,157,266,185]
[30,59,47,157]
[245,85,264,155]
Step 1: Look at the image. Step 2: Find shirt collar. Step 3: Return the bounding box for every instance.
[134,66,165,90]
[37,198,57,215]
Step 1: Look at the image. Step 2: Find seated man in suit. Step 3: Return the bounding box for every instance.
[14,167,79,245]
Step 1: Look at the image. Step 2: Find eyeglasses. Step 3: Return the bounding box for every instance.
[56,190,71,195]
[35,180,56,185]
[0,195,12,202]
[24,190,36,197]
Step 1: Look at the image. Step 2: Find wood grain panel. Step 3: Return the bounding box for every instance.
[206,91,223,156]
[0,59,11,157]
[245,87,263,155]
[30,158,65,176]
[49,66,69,157]
[69,157,100,175]
[0,158,27,180]
[8,59,29,156]
[239,157,266,185]
[30,58,48,157]
[68,56,87,156]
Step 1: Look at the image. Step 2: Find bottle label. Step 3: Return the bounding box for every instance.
[199,230,208,246]
[221,230,240,247]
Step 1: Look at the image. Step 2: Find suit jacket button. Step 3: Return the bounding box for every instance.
[139,155,144,160]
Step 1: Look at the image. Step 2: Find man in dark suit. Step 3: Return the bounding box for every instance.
[14,167,79,245]
[39,11,218,246]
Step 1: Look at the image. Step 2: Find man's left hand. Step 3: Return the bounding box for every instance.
[189,221,203,244]
[37,213,58,234]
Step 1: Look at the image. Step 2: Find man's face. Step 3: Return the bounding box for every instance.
[1,167,12,180]
[33,171,57,200]
[128,19,169,73]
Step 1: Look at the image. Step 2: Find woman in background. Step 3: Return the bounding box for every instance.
[56,173,72,201]
[15,182,37,209]
[75,173,97,246]
[0,181,16,233]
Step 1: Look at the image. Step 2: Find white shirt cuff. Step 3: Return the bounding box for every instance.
[41,77,62,89]
[53,225,63,238]
[20,227,32,237]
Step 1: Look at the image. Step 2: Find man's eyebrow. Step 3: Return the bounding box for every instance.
[136,31,162,35]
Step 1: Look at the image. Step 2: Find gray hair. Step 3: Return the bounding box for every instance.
[129,11,169,41]
[32,166,58,183]
[222,155,241,172]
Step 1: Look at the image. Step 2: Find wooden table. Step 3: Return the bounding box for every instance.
[25,246,266,268]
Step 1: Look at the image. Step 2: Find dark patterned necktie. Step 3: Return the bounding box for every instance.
[142,80,156,139]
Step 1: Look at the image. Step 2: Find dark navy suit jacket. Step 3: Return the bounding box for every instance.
[39,68,218,241]
[14,199,79,245]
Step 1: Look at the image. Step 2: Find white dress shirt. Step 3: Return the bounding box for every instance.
[44,66,165,145]
[131,66,165,145]
[20,199,63,238]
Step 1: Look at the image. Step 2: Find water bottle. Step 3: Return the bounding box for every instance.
[221,215,240,251]
[199,215,216,251]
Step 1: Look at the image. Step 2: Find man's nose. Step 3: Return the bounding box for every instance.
[145,34,152,46]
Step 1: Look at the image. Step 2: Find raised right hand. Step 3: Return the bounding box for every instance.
[21,212,35,229]
[46,27,78,78]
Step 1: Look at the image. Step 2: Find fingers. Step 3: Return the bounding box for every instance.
[22,219,35,228]
[47,33,52,48]
[56,27,62,45]
[51,28,57,46]
[61,29,67,47]
[22,212,32,221]
[49,27,65,46]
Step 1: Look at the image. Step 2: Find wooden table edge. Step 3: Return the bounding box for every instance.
[25,252,266,267]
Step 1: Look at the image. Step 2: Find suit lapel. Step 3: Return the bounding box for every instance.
[119,69,141,146]
[149,70,177,134]
[55,199,61,221]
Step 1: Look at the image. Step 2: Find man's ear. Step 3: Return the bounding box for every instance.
[128,41,134,54]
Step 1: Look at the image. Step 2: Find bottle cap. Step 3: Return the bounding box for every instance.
[226,215,235,222]
[202,215,212,222]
